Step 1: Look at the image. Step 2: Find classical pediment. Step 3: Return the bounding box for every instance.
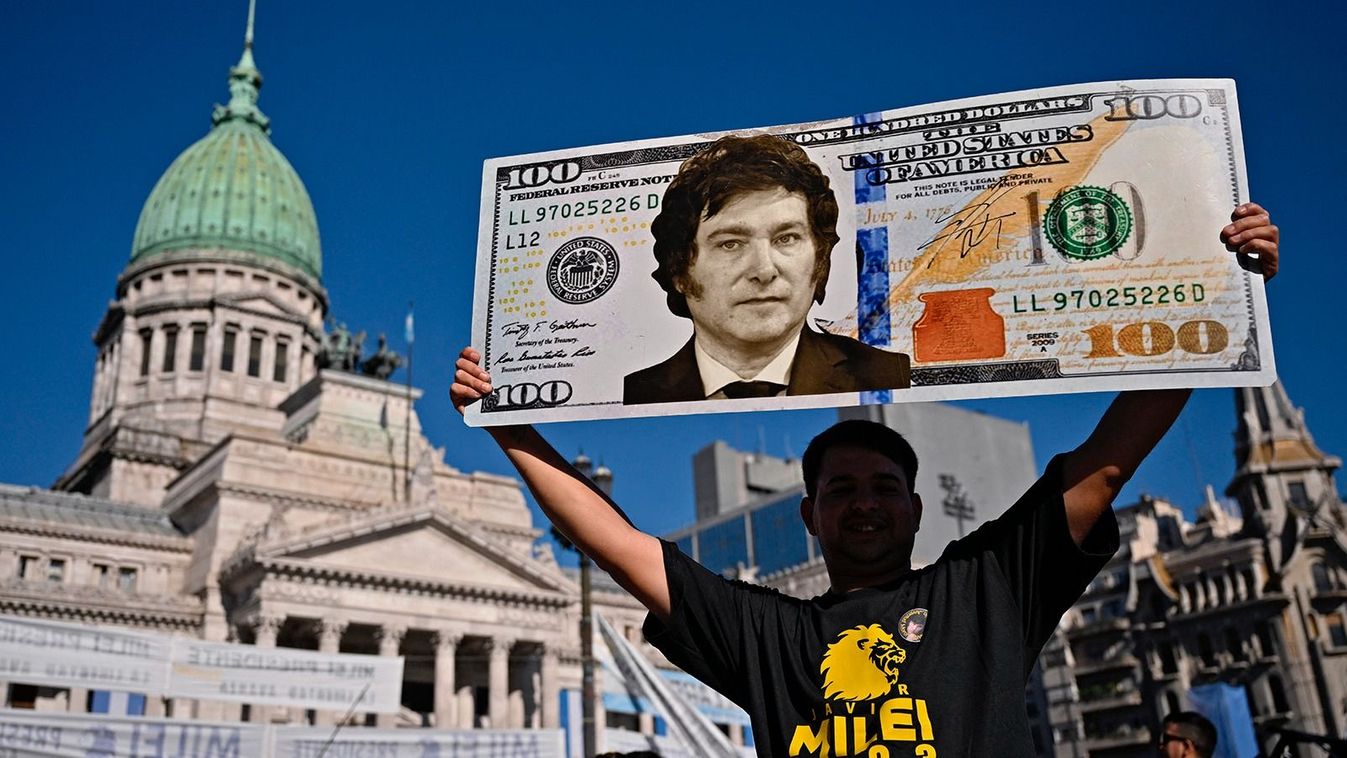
[243,505,573,598]
[215,291,304,322]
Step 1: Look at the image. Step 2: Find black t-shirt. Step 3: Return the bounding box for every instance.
[643,455,1118,757]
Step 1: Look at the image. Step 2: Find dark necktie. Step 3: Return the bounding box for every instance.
[720,380,786,399]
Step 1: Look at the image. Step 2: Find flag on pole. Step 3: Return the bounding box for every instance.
[404,304,414,344]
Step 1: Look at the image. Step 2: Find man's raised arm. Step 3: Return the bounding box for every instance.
[451,348,671,619]
[1061,202,1280,544]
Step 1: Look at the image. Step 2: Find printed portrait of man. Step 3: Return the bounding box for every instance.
[899,608,928,644]
[622,134,910,405]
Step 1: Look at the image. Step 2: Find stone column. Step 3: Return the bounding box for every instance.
[432,630,460,729]
[251,615,283,724]
[488,638,513,728]
[540,643,560,728]
[314,619,348,726]
[375,625,406,728]
[67,688,88,713]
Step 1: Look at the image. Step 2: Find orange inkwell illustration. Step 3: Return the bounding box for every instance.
[912,288,1006,362]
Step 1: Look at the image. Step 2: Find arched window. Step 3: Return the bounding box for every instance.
[1165,690,1181,715]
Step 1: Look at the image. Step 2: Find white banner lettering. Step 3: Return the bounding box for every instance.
[0,708,264,757]
[271,726,565,758]
[0,616,169,695]
[170,639,402,714]
[0,615,403,714]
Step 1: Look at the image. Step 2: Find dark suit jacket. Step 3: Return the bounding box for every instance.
[622,328,910,405]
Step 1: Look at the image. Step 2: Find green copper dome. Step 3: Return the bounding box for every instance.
[130,15,321,283]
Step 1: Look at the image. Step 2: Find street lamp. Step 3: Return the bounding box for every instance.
[552,452,610,758]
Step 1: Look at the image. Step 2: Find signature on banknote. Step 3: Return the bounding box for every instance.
[502,318,599,342]
[918,183,1017,267]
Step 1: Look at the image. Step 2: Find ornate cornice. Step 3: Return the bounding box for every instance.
[239,556,575,611]
[214,482,363,514]
[128,292,312,331]
[0,582,202,631]
[0,515,190,551]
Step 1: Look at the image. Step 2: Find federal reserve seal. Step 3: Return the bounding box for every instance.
[546,237,620,304]
[1043,185,1133,261]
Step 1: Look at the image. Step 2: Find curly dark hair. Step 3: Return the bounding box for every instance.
[650,134,841,318]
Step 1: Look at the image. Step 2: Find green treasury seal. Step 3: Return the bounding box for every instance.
[1043,185,1133,260]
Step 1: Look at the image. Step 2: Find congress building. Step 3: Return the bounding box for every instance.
[0,19,591,734]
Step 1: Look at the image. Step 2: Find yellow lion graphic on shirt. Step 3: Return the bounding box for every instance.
[820,624,907,701]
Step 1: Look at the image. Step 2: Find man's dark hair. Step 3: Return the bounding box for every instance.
[801,420,918,498]
[1162,711,1217,757]
[650,134,840,318]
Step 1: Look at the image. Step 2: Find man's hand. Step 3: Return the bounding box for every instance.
[448,345,672,619]
[1221,202,1279,281]
[451,347,492,416]
[1063,203,1280,545]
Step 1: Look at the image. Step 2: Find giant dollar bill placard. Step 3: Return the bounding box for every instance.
[468,79,1274,426]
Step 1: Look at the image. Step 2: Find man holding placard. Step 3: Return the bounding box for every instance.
[453,203,1276,755]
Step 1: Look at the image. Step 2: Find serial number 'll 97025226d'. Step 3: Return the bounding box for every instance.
[1011,283,1206,313]
[505,194,662,226]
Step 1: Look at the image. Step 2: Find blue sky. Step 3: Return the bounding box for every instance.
[2,2,1342,546]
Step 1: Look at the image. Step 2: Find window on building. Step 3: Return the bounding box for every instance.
[1312,562,1335,592]
[1268,674,1290,713]
[161,326,179,373]
[273,339,289,382]
[117,567,138,593]
[189,325,207,371]
[1245,683,1262,716]
[1328,615,1347,648]
[18,555,39,579]
[1165,690,1181,714]
[93,563,112,589]
[247,334,263,377]
[46,558,65,583]
[221,327,238,372]
[1225,627,1245,661]
[139,329,153,376]
[1197,633,1216,667]
[1288,481,1310,509]
[1159,642,1178,674]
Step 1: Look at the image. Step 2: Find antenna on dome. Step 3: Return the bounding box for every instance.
[215,0,270,131]
[245,0,256,51]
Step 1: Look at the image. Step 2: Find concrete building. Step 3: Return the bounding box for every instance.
[1042,382,1347,757]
